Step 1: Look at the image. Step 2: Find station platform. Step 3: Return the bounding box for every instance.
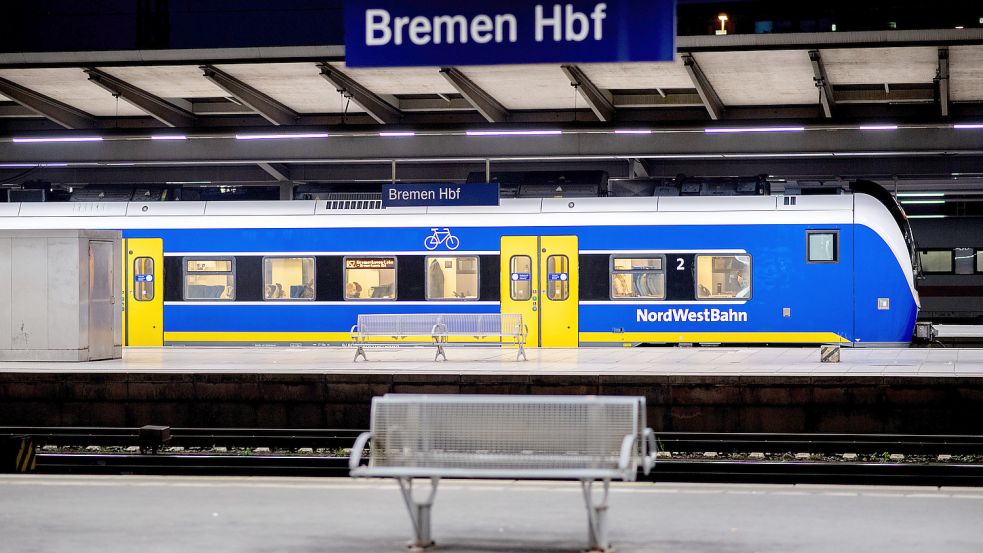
[2,475,981,553]
[2,346,982,434]
[0,345,982,377]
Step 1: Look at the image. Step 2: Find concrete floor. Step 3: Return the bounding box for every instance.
[1,475,981,553]
[1,346,983,377]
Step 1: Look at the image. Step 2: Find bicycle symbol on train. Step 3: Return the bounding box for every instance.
[424,227,460,250]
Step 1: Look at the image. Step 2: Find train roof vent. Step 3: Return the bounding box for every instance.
[322,192,383,211]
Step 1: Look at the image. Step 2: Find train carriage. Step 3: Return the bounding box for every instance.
[0,190,918,347]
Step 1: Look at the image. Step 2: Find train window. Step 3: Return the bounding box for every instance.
[510,255,532,301]
[426,256,479,300]
[696,255,751,300]
[978,250,983,273]
[184,257,235,300]
[919,250,953,274]
[133,257,154,302]
[610,256,666,300]
[807,231,838,263]
[345,257,396,300]
[954,248,975,275]
[263,257,315,300]
[546,255,570,301]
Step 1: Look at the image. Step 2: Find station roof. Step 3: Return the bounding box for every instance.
[1,29,983,189]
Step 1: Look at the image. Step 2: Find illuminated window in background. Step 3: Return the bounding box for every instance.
[263,257,315,300]
[133,257,154,301]
[545,255,569,301]
[696,255,751,299]
[510,256,532,301]
[345,257,396,299]
[426,256,479,300]
[978,250,983,273]
[954,248,975,275]
[919,250,953,273]
[611,256,665,299]
[184,258,234,300]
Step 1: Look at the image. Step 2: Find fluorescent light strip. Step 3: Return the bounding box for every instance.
[0,162,68,168]
[151,134,188,141]
[954,123,983,129]
[613,129,653,135]
[897,192,945,197]
[12,136,103,143]
[704,126,805,134]
[379,131,416,137]
[908,215,947,219]
[234,132,329,140]
[859,124,898,131]
[900,200,945,204]
[466,130,562,136]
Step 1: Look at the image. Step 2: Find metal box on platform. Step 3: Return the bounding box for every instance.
[0,229,121,361]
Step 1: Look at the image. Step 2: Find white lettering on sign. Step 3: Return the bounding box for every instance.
[635,308,749,323]
[389,188,436,201]
[364,5,606,47]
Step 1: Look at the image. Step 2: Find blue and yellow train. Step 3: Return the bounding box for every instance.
[0,188,919,347]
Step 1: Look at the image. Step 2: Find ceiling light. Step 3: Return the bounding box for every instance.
[908,215,947,219]
[12,136,103,143]
[954,123,983,129]
[379,131,416,137]
[0,162,68,167]
[466,130,563,136]
[858,124,898,131]
[704,126,805,134]
[614,129,653,135]
[900,200,945,204]
[234,132,329,140]
[897,192,945,197]
[151,134,188,140]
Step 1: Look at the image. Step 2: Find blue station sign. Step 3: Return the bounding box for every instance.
[382,183,500,208]
[344,0,676,67]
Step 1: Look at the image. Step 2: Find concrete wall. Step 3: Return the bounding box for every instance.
[0,372,981,434]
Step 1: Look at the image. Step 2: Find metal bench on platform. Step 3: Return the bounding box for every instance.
[349,394,657,551]
[349,313,528,362]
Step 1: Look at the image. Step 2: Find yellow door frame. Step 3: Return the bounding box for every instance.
[500,235,579,348]
[124,238,164,346]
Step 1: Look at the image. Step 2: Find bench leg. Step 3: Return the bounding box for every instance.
[353,345,367,362]
[517,342,527,361]
[581,479,612,552]
[434,344,446,362]
[397,477,439,550]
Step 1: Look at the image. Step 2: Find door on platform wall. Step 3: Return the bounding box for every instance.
[124,238,163,346]
[500,235,579,347]
[88,240,116,360]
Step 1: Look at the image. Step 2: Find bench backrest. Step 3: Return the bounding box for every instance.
[366,394,646,478]
[356,314,523,336]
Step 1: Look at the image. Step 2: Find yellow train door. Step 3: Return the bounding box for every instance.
[500,235,579,348]
[124,238,163,346]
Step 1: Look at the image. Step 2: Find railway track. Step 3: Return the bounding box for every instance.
[6,427,983,485]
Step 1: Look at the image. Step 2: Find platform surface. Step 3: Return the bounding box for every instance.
[1,346,982,376]
[1,475,980,553]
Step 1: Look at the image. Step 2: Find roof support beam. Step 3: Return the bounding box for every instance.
[438,67,509,123]
[257,162,291,182]
[84,68,195,128]
[0,77,96,129]
[317,63,401,125]
[200,65,299,126]
[681,53,724,121]
[938,47,950,117]
[808,50,835,118]
[560,64,616,122]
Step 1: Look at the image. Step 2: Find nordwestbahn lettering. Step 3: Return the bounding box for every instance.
[637,308,749,323]
[344,0,675,67]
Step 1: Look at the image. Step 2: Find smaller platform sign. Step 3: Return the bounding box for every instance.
[382,183,499,207]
